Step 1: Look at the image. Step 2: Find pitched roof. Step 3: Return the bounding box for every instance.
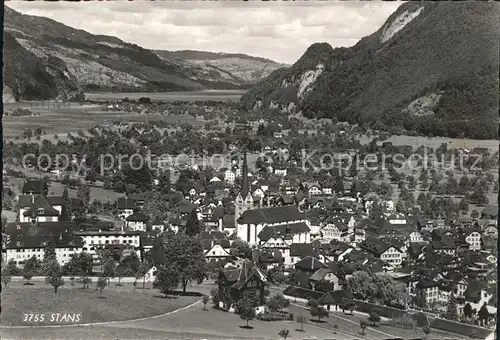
[318,290,349,305]
[237,205,304,225]
[22,180,47,195]
[222,215,235,228]
[126,212,149,222]
[4,221,81,248]
[295,256,327,271]
[117,197,135,210]
[290,243,314,257]
[258,222,310,241]
[362,237,400,256]
[310,268,333,281]
[24,195,60,217]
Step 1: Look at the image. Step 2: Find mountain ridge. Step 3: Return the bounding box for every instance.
[241,2,500,139]
[3,6,287,101]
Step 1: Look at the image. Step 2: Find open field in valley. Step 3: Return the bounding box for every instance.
[0,286,200,326]
[2,105,205,140]
[84,90,245,102]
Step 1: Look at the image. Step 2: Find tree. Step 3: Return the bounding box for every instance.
[162,232,208,293]
[368,310,381,326]
[307,299,319,309]
[115,266,127,286]
[310,306,328,325]
[41,241,57,275]
[5,259,20,276]
[202,295,209,311]
[185,209,202,236]
[237,297,256,328]
[360,319,368,335]
[153,265,180,297]
[76,185,90,216]
[278,329,290,340]
[339,301,356,314]
[135,262,149,289]
[45,260,65,293]
[96,276,107,294]
[61,186,72,221]
[423,326,431,339]
[230,239,252,259]
[24,255,41,275]
[102,258,116,286]
[369,200,384,221]
[446,295,458,320]
[157,170,171,195]
[463,302,473,319]
[23,270,34,285]
[2,272,11,288]
[266,293,290,312]
[478,303,489,326]
[296,314,306,332]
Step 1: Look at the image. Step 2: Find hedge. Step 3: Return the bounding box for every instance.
[282,286,325,301]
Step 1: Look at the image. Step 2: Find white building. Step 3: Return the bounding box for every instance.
[465,231,482,251]
[74,231,141,261]
[236,206,308,246]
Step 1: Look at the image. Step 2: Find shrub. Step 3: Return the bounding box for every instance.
[390,315,417,329]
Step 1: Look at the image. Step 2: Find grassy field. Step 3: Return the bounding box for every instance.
[0,286,199,326]
[85,90,245,102]
[2,104,204,140]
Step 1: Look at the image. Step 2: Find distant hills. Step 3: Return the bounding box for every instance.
[241,2,500,139]
[3,6,287,102]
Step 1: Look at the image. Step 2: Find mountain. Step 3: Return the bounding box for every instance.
[3,6,286,101]
[154,50,288,85]
[241,2,500,139]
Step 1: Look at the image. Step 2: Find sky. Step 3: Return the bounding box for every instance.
[7,1,402,64]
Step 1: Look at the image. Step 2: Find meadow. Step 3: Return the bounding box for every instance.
[85,90,245,102]
[0,285,200,326]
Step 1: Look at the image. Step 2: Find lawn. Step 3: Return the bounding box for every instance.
[116,302,345,340]
[0,286,200,326]
[285,302,464,340]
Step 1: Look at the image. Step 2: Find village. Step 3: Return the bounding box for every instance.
[1,99,498,339]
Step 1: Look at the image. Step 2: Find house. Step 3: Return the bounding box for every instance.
[116,197,135,220]
[295,256,328,275]
[74,230,142,261]
[125,212,149,232]
[361,237,403,267]
[274,166,288,177]
[4,221,83,266]
[431,237,456,255]
[22,179,48,195]
[413,279,440,306]
[289,243,314,267]
[224,169,236,185]
[217,261,268,309]
[307,184,322,196]
[22,195,60,223]
[480,205,498,220]
[464,230,483,251]
[150,217,165,232]
[236,205,307,245]
[309,268,341,291]
[257,222,311,245]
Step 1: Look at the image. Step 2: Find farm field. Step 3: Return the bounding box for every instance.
[0,286,200,326]
[84,90,245,102]
[2,107,204,140]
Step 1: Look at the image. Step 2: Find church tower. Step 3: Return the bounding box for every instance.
[235,149,254,225]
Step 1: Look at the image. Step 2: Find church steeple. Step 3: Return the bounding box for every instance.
[241,148,249,198]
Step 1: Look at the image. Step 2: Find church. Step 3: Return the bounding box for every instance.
[233,152,309,245]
